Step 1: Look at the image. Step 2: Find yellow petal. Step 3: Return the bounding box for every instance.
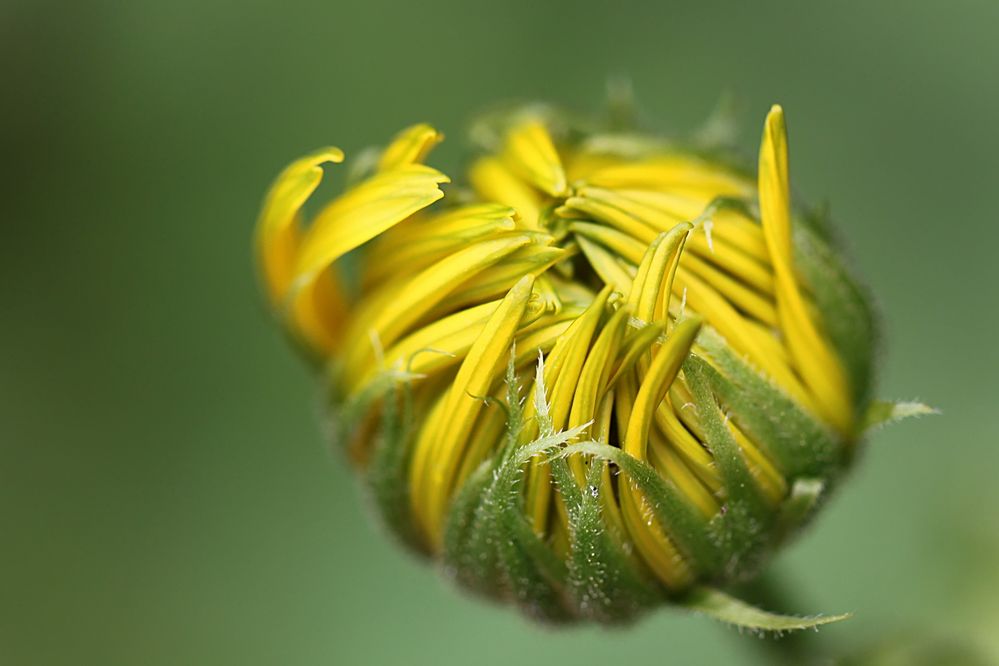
[624,316,702,461]
[578,186,709,231]
[468,156,543,227]
[377,123,443,172]
[616,318,703,588]
[283,164,449,354]
[570,221,646,264]
[558,196,658,245]
[647,428,718,517]
[671,267,816,412]
[614,373,692,589]
[255,147,344,306]
[523,287,613,533]
[294,164,449,280]
[412,274,537,547]
[575,235,634,295]
[653,400,722,494]
[363,203,517,288]
[340,234,533,381]
[758,105,853,434]
[501,119,568,197]
[684,226,775,296]
[584,155,753,198]
[606,322,664,390]
[679,254,778,327]
[627,224,691,326]
[440,244,568,312]
[346,300,502,395]
[567,306,631,431]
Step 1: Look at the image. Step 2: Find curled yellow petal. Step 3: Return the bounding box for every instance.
[255,147,344,307]
[619,316,702,588]
[378,123,443,172]
[294,164,449,280]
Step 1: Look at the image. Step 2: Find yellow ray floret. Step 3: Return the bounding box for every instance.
[410,274,537,548]
[364,203,517,286]
[501,119,568,197]
[293,164,450,281]
[340,235,534,381]
[468,156,543,227]
[255,147,344,308]
[619,317,703,588]
[758,105,852,434]
[378,123,443,171]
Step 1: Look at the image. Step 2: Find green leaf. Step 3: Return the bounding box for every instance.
[682,586,850,633]
[863,400,939,433]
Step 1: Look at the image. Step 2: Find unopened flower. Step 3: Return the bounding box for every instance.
[254,100,922,628]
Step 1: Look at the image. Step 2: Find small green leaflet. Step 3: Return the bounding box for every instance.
[862,400,938,433]
[681,586,850,633]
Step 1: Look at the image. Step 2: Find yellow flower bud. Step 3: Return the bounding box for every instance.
[254,100,908,628]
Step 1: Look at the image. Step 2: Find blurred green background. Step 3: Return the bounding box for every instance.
[4,1,998,664]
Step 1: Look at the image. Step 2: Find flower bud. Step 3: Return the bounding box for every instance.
[255,102,896,627]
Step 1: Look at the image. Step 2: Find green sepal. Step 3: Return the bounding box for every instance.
[684,358,774,581]
[777,478,825,541]
[458,429,581,622]
[441,356,578,623]
[862,400,938,433]
[681,586,850,634]
[363,378,425,552]
[692,332,845,480]
[793,222,879,416]
[551,455,659,623]
[493,430,577,621]
[691,91,740,152]
[442,428,514,601]
[492,504,571,624]
[466,101,594,154]
[327,368,419,456]
[599,76,640,132]
[441,359,525,600]
[441,404,518,600]
[440,459,496,589]
[797,199,836,244]
[553,441,721,578]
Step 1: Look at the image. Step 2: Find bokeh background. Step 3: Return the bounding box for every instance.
[4,1,999,664]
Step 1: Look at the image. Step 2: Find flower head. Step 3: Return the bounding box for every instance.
[255,100,886,627]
